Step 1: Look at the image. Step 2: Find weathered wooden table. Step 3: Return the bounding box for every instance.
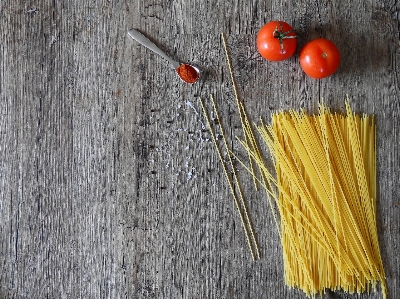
[1,1,399,298]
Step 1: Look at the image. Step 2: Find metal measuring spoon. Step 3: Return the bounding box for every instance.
[127,29,200,84]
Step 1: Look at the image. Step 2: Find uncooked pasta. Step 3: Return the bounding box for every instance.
[239,102,387,298]
[217,33,386,298]
[199,95,260,261]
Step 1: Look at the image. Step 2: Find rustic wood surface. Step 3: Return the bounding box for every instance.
[1,0,399,298]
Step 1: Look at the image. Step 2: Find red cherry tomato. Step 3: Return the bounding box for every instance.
[257,21,297,61]
[299,38,340,79]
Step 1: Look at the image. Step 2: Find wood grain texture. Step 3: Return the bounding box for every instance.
[0,0,399,298]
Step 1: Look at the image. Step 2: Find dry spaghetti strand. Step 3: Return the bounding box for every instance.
[221,32,259,191]
[199,96,259,260]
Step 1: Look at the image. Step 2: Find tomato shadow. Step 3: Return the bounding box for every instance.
[294,22,388,76]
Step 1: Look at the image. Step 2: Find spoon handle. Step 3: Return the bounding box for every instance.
[128,29,180,69]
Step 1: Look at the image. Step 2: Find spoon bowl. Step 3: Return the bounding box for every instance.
[175,63,200,84]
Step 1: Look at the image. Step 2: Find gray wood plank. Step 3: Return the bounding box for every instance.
[0,0,399,298]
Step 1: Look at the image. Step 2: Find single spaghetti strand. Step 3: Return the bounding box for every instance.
[199,97,256,260]
[210,94,261,259]
[239,101,266,182]
[235,137,282,241]
[221,32,258,191]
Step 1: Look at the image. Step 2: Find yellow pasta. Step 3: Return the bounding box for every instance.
[219,32,386,298]
[199,95,260,261]
[240,102,387,298]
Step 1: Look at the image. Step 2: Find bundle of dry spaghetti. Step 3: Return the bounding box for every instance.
[239,102,387,298]
[215,33,387,297]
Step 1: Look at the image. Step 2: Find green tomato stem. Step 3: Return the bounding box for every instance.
[273,22,297,53]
